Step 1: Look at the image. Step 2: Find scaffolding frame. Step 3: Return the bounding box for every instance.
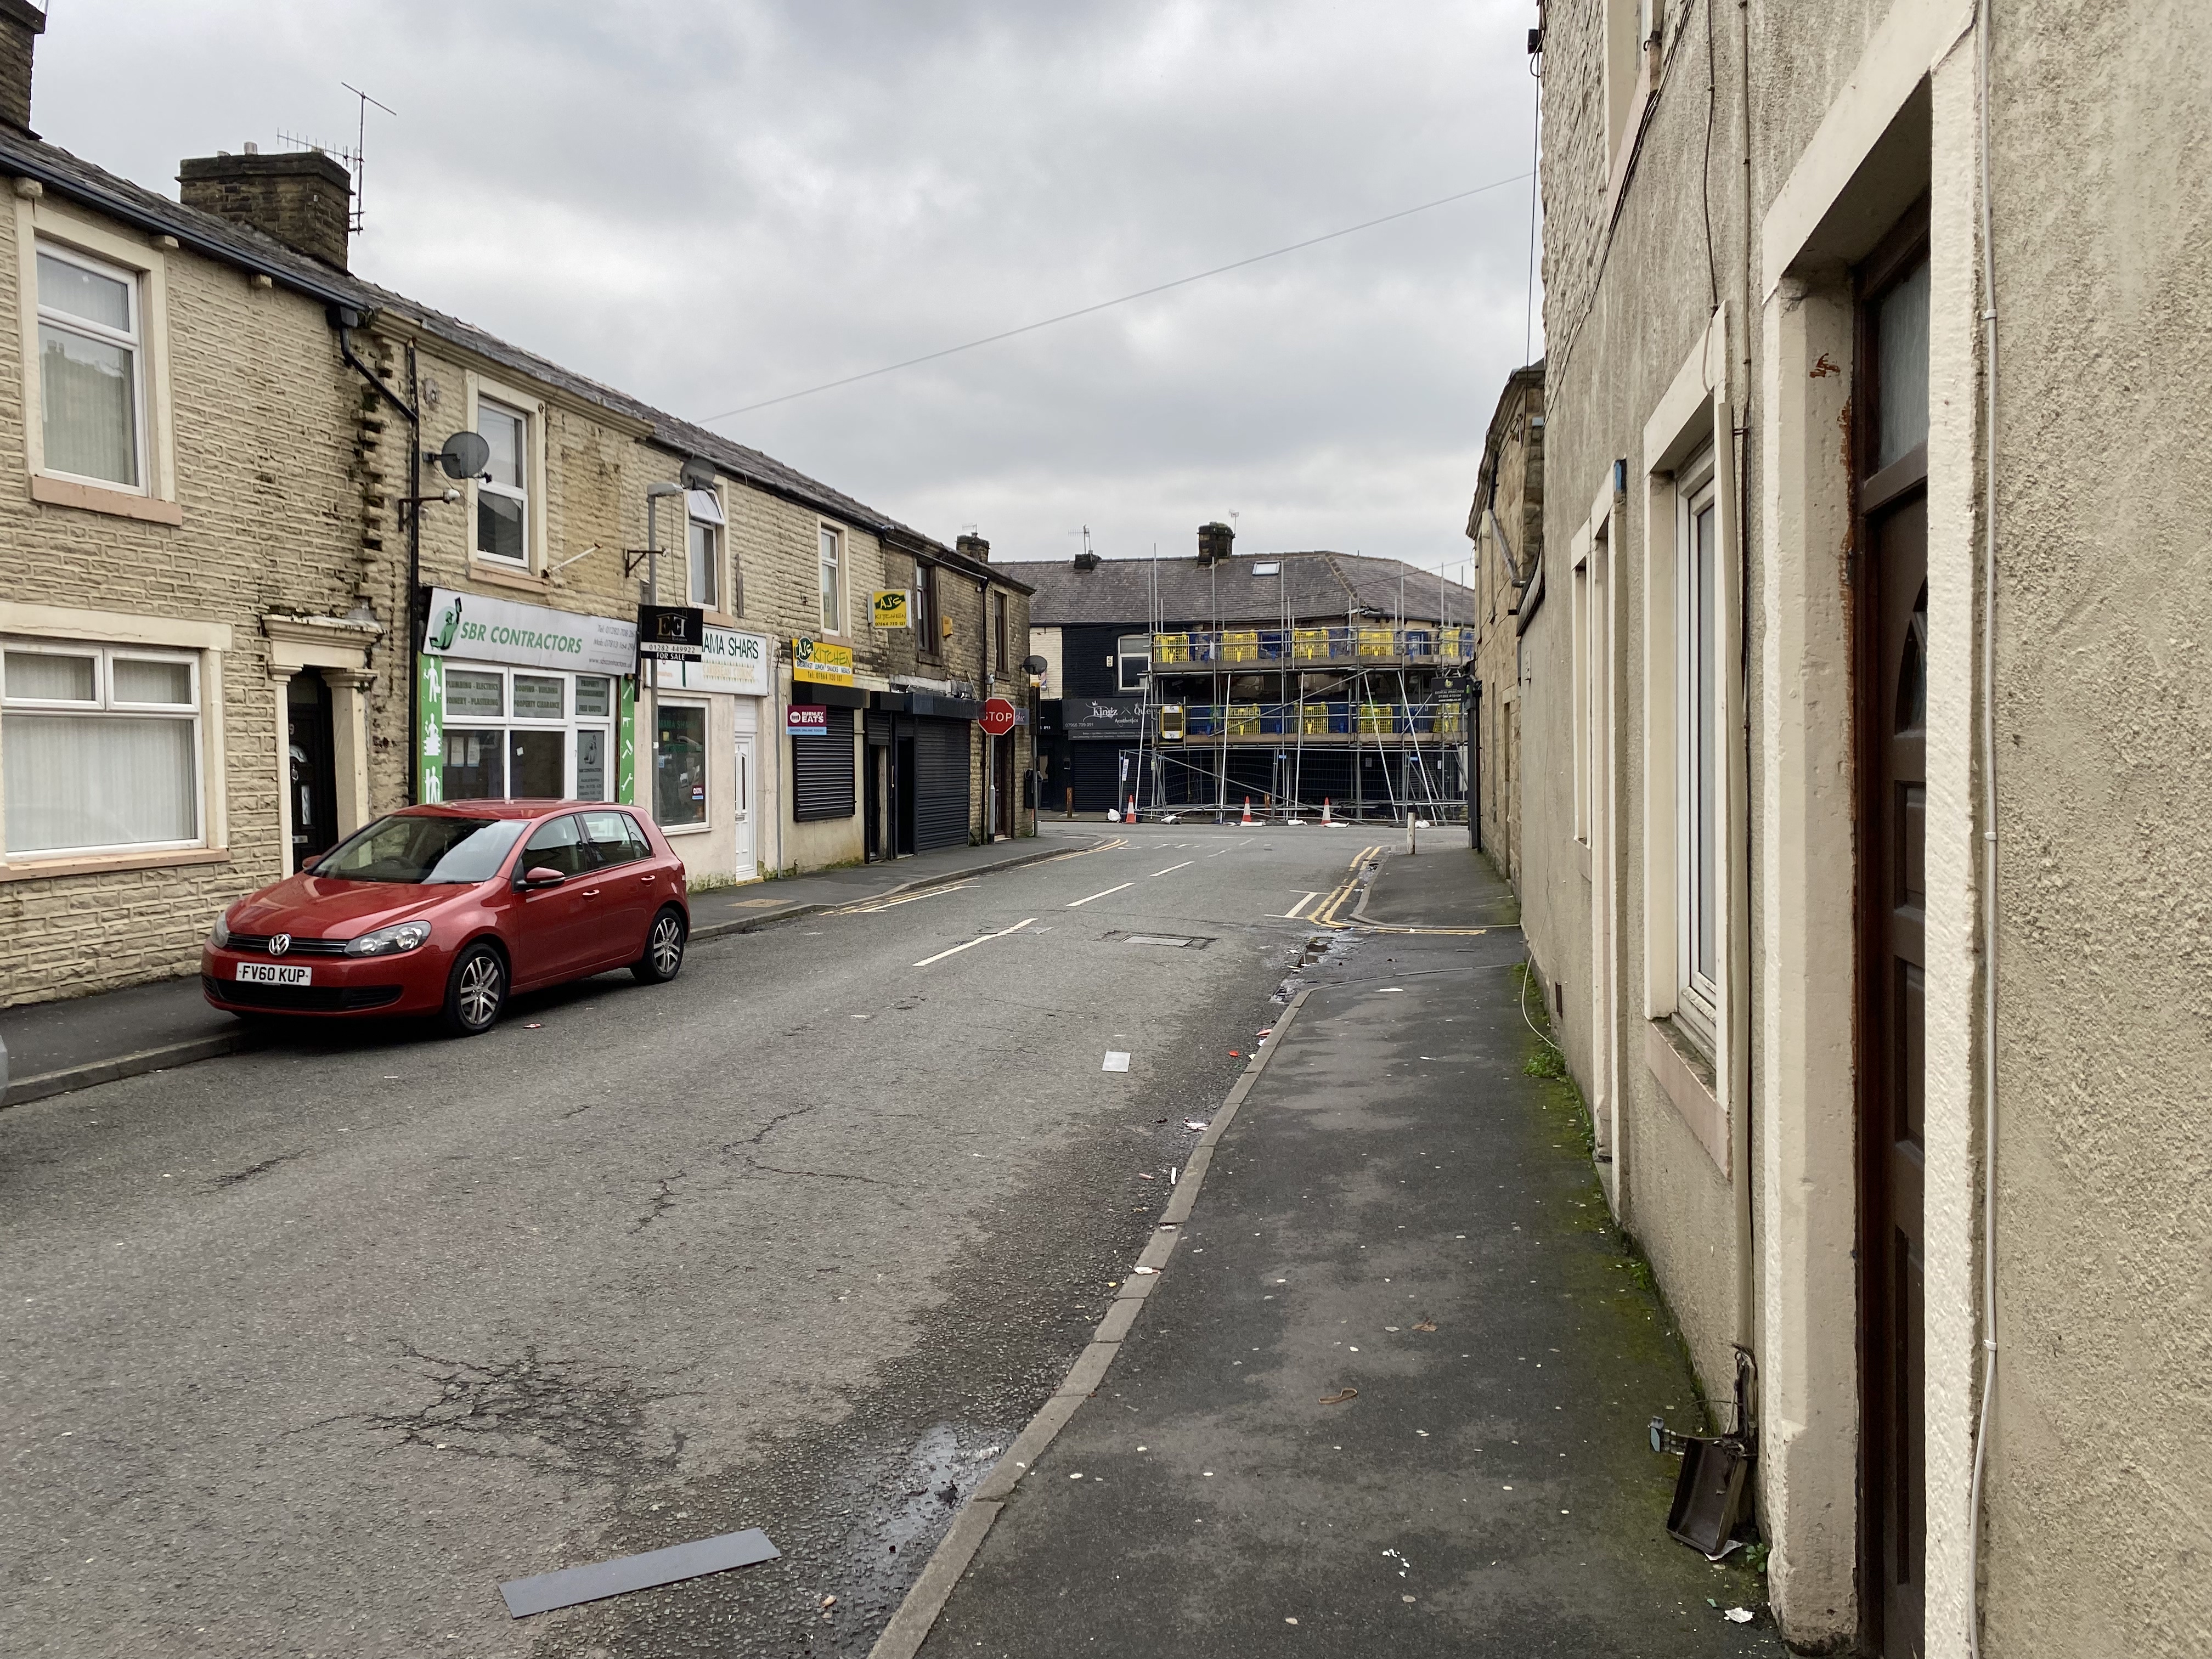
[1120,621,1472,826]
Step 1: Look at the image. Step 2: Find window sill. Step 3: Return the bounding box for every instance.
[1643,1016,1728,1175]
[1,844,228,883]
[464,561,552,593]
[30,473,183,526]
[657,820,712,837]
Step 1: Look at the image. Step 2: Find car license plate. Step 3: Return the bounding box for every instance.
[235,962,312,986]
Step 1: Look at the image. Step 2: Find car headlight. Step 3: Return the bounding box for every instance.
[344,919,433,958]
[210,912,231,948]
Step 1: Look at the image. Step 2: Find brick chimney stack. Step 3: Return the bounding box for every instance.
[178,148,353,269]
[0,1,46,133]
[956,534,991,563]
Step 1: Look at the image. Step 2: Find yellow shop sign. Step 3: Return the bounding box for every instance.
[792,637,855,686]
[871,589,911,629]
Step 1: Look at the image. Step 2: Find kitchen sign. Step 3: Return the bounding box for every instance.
[792,637,854,686]
[422,588,636,676]
[871,589,911,629]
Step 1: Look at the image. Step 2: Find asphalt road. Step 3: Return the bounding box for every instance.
[0,820,1400,1658]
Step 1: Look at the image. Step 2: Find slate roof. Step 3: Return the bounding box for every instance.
[1000,551,1477,630]
[0,125,1029,594]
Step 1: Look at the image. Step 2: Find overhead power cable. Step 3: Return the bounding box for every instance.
[699,170,1534,423]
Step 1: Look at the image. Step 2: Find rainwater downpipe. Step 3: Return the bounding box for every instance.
[326,307,423,799]
[1966,1,2002,1652]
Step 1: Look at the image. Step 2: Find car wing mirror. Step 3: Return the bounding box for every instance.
[299,853,322,872]
[519,865,567,889]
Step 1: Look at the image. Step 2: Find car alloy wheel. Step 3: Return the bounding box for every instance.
[634,907,687,984]
[442,943,507,1036]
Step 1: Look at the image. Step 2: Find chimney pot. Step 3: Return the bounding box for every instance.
[956,533,990,563]
[178,149,353,269]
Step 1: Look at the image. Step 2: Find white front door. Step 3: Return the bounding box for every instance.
[732,732,757,880]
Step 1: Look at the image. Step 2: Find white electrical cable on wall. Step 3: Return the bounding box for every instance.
[1966,2,2001,1655]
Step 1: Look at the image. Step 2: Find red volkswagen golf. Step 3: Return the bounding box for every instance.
[201,802,691,1037]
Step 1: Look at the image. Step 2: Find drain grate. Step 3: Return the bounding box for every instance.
[1110,932,1212,949]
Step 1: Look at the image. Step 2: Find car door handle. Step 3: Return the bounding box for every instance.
[582,888,601,898]
[639,873,655,884]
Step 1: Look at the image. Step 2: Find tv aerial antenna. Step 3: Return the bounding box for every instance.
[340,83,396,234]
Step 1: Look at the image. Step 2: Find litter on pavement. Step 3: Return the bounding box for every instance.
[1103,1052,1131,1071]
[498,1528,780,1617]
[1724,1607,1756,1623]
[1183,1119,1209,1132]
[1318,1387,1358,1404]
[1132,1265,1159,1276]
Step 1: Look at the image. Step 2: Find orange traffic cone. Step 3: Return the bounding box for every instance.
[1322,797,1335,825]
[1127,794,1137,822]
[1241,796,1255,826]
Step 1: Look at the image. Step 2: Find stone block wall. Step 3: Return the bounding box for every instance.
[0,199,371,1007]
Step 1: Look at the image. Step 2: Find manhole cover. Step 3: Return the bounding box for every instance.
[1114,932,1212,949]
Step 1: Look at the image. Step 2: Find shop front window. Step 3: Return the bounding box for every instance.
[439,665,614,804]
[654,701,708,828]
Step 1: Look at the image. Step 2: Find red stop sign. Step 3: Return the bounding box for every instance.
[979,696,1018,737]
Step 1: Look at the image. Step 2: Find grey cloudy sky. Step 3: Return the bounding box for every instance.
[33,0,1542,575]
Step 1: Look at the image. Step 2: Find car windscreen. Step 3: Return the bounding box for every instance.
[317,814,529,884]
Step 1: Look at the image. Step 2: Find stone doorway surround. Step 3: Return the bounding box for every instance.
[262,609,382,865]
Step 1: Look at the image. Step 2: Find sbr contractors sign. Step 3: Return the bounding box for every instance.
[422,588,636,676]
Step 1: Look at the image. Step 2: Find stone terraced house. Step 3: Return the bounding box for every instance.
[1510,2,2210,1655]
[0,2,1030,1009]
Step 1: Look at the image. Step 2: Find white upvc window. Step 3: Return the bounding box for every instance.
[475,398,531,566]
[1117,633,1150,692]
[2,639,203,857]
[438,665,614,803]
[35,243,146,492]
[819,524,844,634]
[1675,448,1721,1045]
[687,488,725,612]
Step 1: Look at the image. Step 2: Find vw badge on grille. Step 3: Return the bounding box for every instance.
[268,934,292,957]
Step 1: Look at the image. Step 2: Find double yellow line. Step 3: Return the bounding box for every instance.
[1306,846,1385,929]
[1304,845,1493,937]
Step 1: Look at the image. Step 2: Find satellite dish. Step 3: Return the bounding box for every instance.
[1022,654,1048,675]
[435,431,491,479]
[679,456,718,491]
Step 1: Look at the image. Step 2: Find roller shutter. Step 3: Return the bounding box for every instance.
[913,718,971,850]
[793,719,857,821]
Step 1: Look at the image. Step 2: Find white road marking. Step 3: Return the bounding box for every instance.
[1149,861,1193,877]
[1273,892,1322,919]
[1066,882,1134,907]
[911,917,1039,968]
[1103,1051,1131,1071]
[834,881,978,916]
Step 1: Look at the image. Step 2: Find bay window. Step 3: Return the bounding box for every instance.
[36,244,144,490]
[3,640,202,856]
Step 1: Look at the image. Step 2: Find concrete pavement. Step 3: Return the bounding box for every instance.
[911,849,1778,1656]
